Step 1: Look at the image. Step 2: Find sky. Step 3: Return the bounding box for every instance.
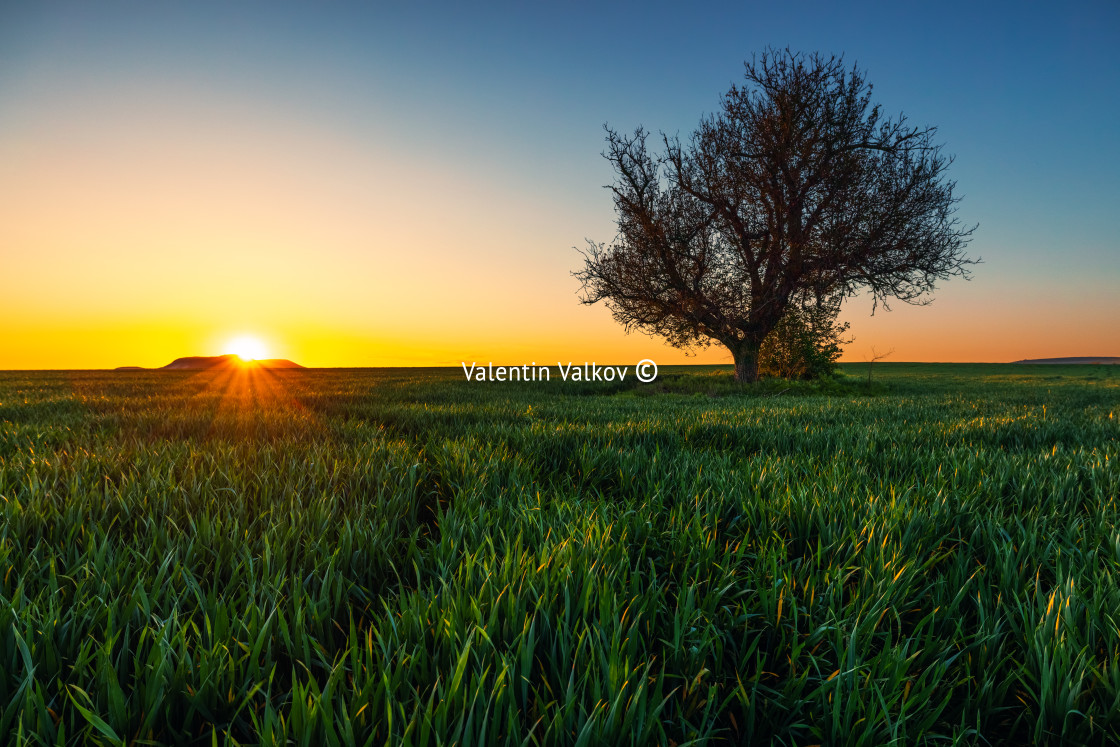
[2,0,1118,369]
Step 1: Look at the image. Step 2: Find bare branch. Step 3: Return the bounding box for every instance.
[576,48,975,382]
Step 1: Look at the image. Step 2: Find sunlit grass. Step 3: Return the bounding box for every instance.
[0,364,1117,744]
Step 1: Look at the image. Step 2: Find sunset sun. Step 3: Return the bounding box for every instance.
[226,335,268,362]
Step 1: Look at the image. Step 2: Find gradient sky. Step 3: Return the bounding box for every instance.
[2,1,1118,369]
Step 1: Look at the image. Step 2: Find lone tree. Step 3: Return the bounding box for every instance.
[576,49,975,382]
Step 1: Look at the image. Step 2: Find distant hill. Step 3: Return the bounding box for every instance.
[1013,356,1120,365]
[253,358,305,369]
[114,355,305,371]
[162,355,304,370]
[160,354,238,370]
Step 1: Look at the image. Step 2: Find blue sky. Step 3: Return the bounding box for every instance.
[2,1,1117,366]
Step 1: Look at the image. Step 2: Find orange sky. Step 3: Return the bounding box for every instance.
[2,5,1117,370]
[1,97,1115,369]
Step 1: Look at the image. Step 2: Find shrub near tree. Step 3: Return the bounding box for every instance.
[758,296,849,380]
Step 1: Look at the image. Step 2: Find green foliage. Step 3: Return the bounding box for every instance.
[759,301,849,380]
[0,364,1117,744]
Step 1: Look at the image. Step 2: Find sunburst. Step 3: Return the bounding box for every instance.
[225,335,268,362]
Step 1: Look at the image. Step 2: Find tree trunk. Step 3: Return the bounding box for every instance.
[731,343,760,383]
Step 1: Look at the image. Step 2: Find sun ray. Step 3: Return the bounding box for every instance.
[183,358,324,442]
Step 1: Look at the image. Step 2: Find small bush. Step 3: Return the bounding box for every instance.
[759,301,849,380]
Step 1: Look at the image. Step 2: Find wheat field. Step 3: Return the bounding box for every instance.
[1,364,1117,745]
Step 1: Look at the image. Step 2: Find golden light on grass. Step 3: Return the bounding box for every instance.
[226,335,268,362]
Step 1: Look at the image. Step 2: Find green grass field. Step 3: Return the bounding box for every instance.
[1,363,1118,745]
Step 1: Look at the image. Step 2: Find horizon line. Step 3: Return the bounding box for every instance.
[4,359,1119,373]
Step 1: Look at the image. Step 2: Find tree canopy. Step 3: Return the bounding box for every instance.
[577,49,976,381]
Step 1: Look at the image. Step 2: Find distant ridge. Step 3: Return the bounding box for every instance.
[163,355,304,370]
[162,354,240,370]
[1013,356,1120,365]
[115,355,305,371]
[251,358,305,369]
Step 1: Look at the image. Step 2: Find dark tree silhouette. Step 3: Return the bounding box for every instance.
[864,346,895,384]
[576,49,976,382]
